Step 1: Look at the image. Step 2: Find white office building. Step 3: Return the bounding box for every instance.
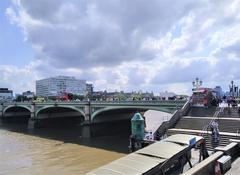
[36,76,86,97]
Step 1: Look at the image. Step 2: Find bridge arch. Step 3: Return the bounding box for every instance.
[91,106,174,123]
[3,105,31,116]
[36,105,85,119]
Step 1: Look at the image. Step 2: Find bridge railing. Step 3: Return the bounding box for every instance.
[2,100,187,106]
[180,100,191,115]
[91,100,187,104]
[2,101,86,106]
[1,102,32,106]
[154,100,190,139]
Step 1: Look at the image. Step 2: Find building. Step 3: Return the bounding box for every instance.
[142,92,155,100]
[0,88,13,102]
[213,86,223,99]
[86,84,93,96]
[159,91,176,100]
[36,76,86,97]
[22,91,35,98]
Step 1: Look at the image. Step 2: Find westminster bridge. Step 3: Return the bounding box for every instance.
[0,100,186,137]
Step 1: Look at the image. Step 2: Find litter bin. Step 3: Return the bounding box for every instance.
[217,155,231,174]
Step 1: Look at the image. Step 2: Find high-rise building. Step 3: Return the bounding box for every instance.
[86,84,93,96]
[36,76,86,97]
[213,86,223,98]
[0,88,13,102]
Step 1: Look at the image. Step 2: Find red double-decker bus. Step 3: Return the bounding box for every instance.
[191,88,214,107]
[56,92,70,101]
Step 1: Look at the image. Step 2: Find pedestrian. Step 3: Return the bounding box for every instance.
[227,98,230,107]
[129,135,136,152]
[210,120,220,148]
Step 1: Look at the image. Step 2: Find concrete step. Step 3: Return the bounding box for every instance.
[187,106,218,117]
[222,107,240,118]
[175,117,240,133]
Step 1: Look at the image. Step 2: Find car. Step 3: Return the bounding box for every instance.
[33,97,46,103]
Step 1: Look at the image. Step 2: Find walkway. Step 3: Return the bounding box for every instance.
[144,110,171,133]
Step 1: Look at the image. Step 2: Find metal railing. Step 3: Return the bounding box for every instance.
[2,100,187,106]
[154,100,190,139]
[199,107,224,136]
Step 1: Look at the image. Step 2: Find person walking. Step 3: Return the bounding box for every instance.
[210,120,220,148]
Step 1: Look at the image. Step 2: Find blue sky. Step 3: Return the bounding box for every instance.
[0,0,33,66]
[1,0,240,94]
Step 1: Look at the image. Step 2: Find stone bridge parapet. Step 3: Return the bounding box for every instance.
[0,100,186,121]
[0,100,186,137]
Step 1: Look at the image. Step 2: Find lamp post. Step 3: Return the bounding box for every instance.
[229,80,238,98]
[229,80,234,97]
[192,77,202,90]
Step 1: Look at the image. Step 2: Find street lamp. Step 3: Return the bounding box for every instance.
[229,80,238,98]
[192,77,202,90]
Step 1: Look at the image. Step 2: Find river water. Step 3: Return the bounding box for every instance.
[0,111,170,175]
[0,123,128,175]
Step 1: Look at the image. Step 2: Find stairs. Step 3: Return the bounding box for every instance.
[188,106,218,117]
[175,117,240,133]
[222,107,240,118]
[166,107,240,150]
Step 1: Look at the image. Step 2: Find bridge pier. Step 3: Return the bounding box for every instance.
[84,102,91,122]
[0,103,3,125]
[28,119,38,129]
[81,102,92,138]
[28,104,37,129]
[0,103,3,117]
[81,122,92,138]
[30,104,36,118]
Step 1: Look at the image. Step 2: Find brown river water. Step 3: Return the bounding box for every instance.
[0,123,128,175]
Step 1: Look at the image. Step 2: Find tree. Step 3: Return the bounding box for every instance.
[131,92,143,101]
[115,93,127,101]
[16,95,28,102]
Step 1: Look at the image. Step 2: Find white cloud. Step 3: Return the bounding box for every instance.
[0,62,40,94]
[3,0,240,94]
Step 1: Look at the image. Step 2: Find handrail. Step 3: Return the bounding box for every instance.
[181,100,191,115]
[154,101,190,139]
[168,101,191,128]
[182,151,223,175]
[154,110,180,139]
[199,107,224,136]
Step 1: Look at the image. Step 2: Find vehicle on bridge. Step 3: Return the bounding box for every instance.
[190,88,214,107]
[56,92,71,101]
[33,97,46,103]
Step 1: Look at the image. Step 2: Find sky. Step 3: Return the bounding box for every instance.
[1,0,240,95]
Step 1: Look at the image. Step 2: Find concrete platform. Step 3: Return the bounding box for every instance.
[144,110,171,133]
